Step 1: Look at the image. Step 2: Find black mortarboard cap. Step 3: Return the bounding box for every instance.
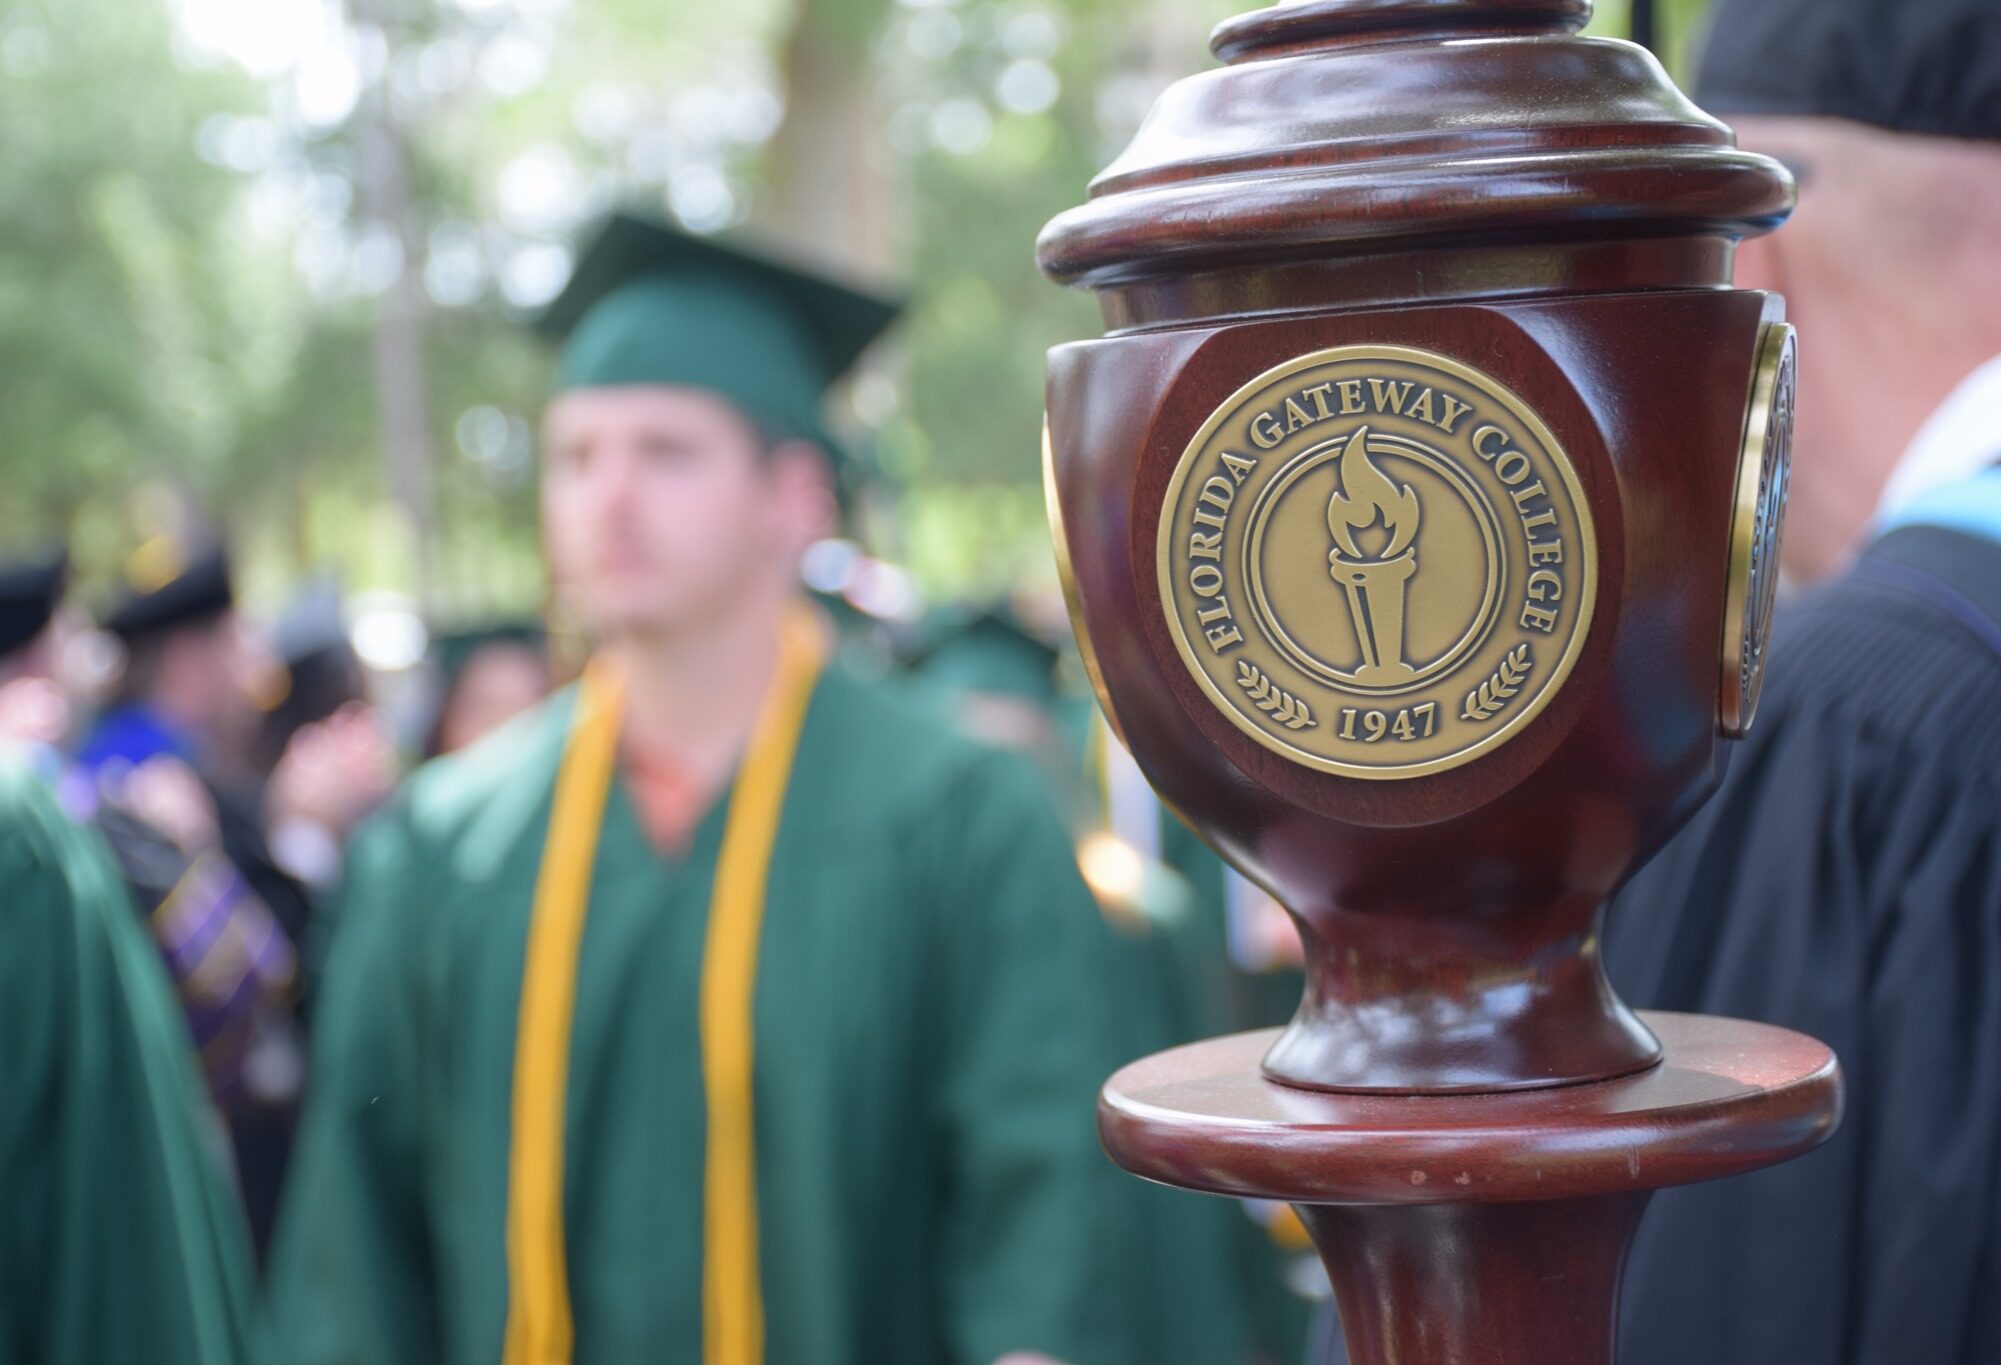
[103,539,234,640]
[1695,0,2001,140]
[0,546,68,657]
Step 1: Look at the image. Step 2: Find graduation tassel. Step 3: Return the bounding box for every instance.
[504,658,625,1365]
[698,608,824,1365]
[502,608,824,1365]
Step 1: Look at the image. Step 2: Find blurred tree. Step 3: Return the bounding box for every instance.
[1585,0,1715,75]
[351,0,440,603]
[0,0,1718,614]
[0,0,274,579]
[762,0,900,273]
[855,0,1233,592]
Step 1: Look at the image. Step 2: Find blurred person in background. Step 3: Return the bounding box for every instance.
[1693,3,2001,585]
[76,543,391,958]
[75,538,315,942]
[423,621,552,757]
[910,602,1081,763]
[256,581,396,903]
[2,541,300,1259]
[2,607,254,1358]
[67,538,307,1257]
[0,547,74,761]
[914,604,1314,1364]
[253,581,373,778]
[266,212,1129,1365]
[1603,1,2001,1362]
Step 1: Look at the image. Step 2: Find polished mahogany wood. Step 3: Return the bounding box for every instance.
[1039,0,1800,1092]
[1299,1197,1647,1365]
[1038,2,1837,1360]
[1040,0,1788,313]
[1100,1014,1839,1204]
[1102,1014,1840,1365]
[1050,289,1784,1092]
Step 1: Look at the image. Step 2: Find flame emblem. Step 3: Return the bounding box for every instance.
[1326,426,1422,682]
[1327,426,1420,562]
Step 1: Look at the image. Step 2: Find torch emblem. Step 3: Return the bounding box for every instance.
[1325,426,1422,686]
[1156,344,1597,779]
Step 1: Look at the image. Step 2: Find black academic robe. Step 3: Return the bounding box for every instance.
[1606,524,2001,1365]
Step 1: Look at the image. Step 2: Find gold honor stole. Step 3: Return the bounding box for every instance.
[503,608,826,1365]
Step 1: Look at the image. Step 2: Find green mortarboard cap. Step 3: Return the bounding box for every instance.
[912,605,1065,705]
[535,212,902,476]
[0,546,68,657]
[431,620,546,689]
[272,579,350,667]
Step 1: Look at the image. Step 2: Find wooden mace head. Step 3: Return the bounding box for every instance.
[1039,0,1791,317]
[1038,0,1799,1092]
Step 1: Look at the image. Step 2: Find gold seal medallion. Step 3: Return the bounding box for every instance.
[1719,323,1796,739]
[1158,345,1597,779]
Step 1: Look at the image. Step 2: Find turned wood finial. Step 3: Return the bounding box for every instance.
[1037,0,1805,1097]
[1037,6,1839,1358]
[1211,0,1592,61]
[1039,0,1791,306]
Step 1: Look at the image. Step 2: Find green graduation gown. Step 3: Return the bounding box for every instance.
[264,665,1130,1364]
[0,762,254,1365]
[1091,748,1313,1365]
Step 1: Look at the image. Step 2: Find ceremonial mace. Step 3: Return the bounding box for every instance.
[1037,3,1839,1360]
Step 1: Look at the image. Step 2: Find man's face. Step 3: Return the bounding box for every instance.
[152,610,256,736]
[541,385,815,637]
[1729,116,2001,580]
[1729,121,1863,582]
[437,642,548,755]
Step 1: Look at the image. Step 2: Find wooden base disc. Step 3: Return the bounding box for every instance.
[1099,1011,1840,1205]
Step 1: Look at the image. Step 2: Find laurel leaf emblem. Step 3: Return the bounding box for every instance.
[1235,660,1316,730]
[1461,644,1532,722]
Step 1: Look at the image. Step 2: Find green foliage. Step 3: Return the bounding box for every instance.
[0,0,266,561]
[1584,0,1716,78]
[858,0,1238,591]
[0,0,1718,612]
